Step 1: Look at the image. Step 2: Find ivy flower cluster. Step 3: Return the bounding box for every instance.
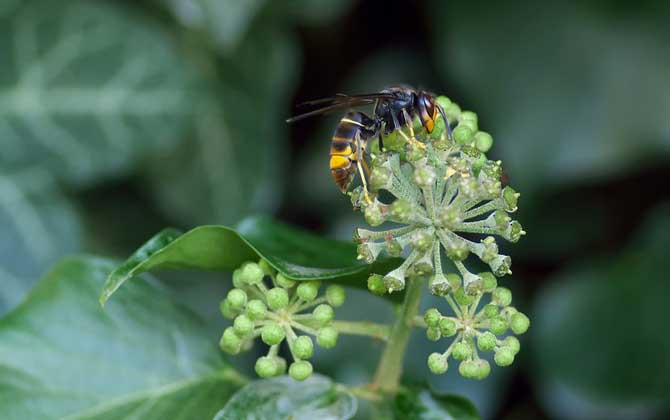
[352,96,529,378]
[219,260,345,381]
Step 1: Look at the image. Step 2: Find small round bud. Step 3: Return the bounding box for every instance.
[297,282,319,302]
[454,288,474,305]
[477,331,497,351]
[506,221,525,243]
[503,336,521,354]
[293,336,314,360]
[240,262,264,285]
[413,164,436,188]
[325,285,346,307]
[261,323,285,346]
[439,317,457,337]
[259,259,275,276]
[510,312,530,334]
[383,130,406,151]
[289,361,313,381]
[313,304,334,326]
[370,166,391,191]
[232,268,245,288]
[459,110,478,124]
[246,299,267,321]
[464,273,484,296]
[459,360,478,379]
[367,274,386,296]
[428,353,449,374]
[474,359,491,379]
[383,270,406,292]
[384,238,403,257]
[490,255,512,277]
[424,308,442,327]
[502,186,520,210]
[364,202,385,227]
[452,341,473,361]
[453,126,474,145]
[444,102,461,123]
[474,131,493,153]
[273,356,287,375]
[494,347,515,367]
[492,287,513,307]
[357,243,380,264]
[255,356,278,378]
[276,273,296,289]
[220,327,242,354]
[479,272,497,292]
[483,303,499,319]
[426,327,441,341]
[389,199,413,223]
[226,289,247,311]
[266,287,289,310]
[317,326,339,349]
[493,210,511,230]
[233,314,254,337]
[445,273,461,290]
[219,299,238,319]
[410,229,433,252]
[445,238,469,261]
[438,207,461,227]
[489,316,508,335]
[480,237,499,263]
[436,96,452,109]
[429,273,451,296]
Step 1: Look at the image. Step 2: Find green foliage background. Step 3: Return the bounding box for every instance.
[0,0,668,419]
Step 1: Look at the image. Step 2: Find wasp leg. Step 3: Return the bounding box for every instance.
[356,159,372,204]
[355,134,372,204]
[402,108,426,149]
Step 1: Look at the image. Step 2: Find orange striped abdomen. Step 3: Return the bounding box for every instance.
[329,114,362,192]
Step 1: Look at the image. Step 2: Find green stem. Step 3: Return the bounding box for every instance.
[330,320,391,341]
[371,276,424,393]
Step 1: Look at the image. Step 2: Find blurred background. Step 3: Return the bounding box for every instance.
[0,0,668,419]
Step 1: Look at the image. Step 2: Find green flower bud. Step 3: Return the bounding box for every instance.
[364,202,385,227]
[479,237,499,263]
[232,268,245,288]
[453,126,474,145]
[273,356,287,375]
[459,360,478,379]
[406,142,426,162]
[317,326,339,349]
[477,331,497,351]
[481,179,502,199]
[325,285,346,307]
[389,199,413,223]
[240,262,264,285]
[367,274,386,296]
[492,287,513,306]
[255,356,279,378]
[357,242,383,264]
[429,273,451,296]
[471,152,487,174]
[293,336,314,360]
[297,281,319,302]
[266,287,289,310]
[276,273,296,289]
[474,359,491,379]
[410,229,433,252]
[385,238,403,257]
[289,361,313,381]
[439,317,457,337]
[506,221,525,243]
[464,273,484,296]
[454,288,474,305]
[480,272,497,292]
[426,327,441,341]
[233,314,254,337]
[261,323,285,346]
[383,268,406,293]
[428,352,449,374]
[503,336,521,354]
[446,273,462,290]
[246,299,267,321]
[452,341,473,361]
[459,177,480,199]
[313,304,334,326]
[510,312,530,334]
[502,186,520,211]
[226,289,247,311]
[493,210,512,230]
[490,254,511,278]
[483,303,499,318]
[438,207,461,228]
[370,166,391,191]
[494,347,515,367]
[413,164,436,187]
[474,131,493,153]
[409,253,434,276]
[424,308,442,327]
[383,130,406,151]
[436,96,452,109]
[220,327,242,354]
[258,259,275,276]
[459,110,478,124]
[220,299,238,320]
[444,102,461,124]
[444,237,469,261]
[489,316,508,335]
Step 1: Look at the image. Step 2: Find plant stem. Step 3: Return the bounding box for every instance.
[330,320,391,341]
[370,276,423,393]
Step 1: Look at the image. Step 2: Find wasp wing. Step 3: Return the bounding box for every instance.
[298,92,396,107]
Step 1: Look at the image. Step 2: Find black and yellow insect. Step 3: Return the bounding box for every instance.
[287,85,451,199]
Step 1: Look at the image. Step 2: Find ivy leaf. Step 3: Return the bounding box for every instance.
[0,256,245,420]
[100,215,401,306]
[0,168,81,315]
[0,0,195,187]
[213,374,357,420]
[391,386,479,420]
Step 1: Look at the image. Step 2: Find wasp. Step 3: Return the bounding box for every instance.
[286,86,451,202]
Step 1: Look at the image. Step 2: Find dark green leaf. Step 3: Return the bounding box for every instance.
[0,256,244,420]
[213,374,357,420]
[0,168,81,315]
[0,0,196,187]
[100,215,401,305]
[392,386,479,420]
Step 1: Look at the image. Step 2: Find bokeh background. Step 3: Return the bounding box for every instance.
[1,0,669,419]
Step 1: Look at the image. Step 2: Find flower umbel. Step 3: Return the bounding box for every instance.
[219,260,345,381]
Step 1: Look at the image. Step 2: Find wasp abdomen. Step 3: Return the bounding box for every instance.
[329,112,373,192]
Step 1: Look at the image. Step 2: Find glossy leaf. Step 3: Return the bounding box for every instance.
[0,256,244,420]
[391,386,479,420]
[100,215,401,305]
[0,0,195,187]
[531,205,670,419]
[213,375,357,420]
[0,168,81,315]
